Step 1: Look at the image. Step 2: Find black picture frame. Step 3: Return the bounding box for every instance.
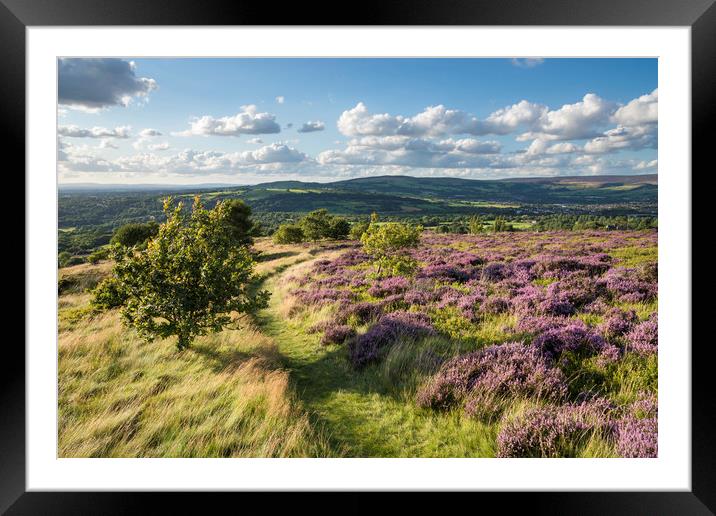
[6,0,712,513]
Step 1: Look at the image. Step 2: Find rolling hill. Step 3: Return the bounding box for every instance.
[59,174,658,230]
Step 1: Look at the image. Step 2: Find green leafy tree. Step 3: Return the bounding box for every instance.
[87,247,110,264]
[273,224,305,244]
[361,221,421,277]
[493,216,514,233]
[223,199,256,245]
[110,221,159,248]
[349,221,370,240]
[94,196,269,350]
[468,216,484,234]
[299,209,333,241]
[295,209,350,241]
[326,218,350,240]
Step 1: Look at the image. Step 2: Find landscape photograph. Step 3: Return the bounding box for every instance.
[57,57,658,458]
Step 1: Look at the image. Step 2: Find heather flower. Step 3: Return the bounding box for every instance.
[334,301,383,325]
[516,315,566,334]
[616,417,657,457]
[584,298,610,314]
[601,267,657,302]
[294,288,354,306]
[480,296,509,315]
[481,262,508,282]
[615,394,658,458]
[367,276,410,297]
[548,274,606,308]
[538,293,575,316]
[417,342,567,413]
[532,321,607,360]
[496,399,615,458]
[349,311,435,368]
[320,324,357,346]
[510,285,546,315]
[625,317,658,355]
[418,264,471,283]
[404,289,437,306]
[598,308,638,340]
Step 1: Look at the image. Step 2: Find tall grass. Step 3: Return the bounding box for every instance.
[58,257,337,458]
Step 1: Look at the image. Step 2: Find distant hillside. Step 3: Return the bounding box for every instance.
[241,174,658,206]
[59,174,658,230]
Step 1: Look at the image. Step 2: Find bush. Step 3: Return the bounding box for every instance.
[87,247,110,264]
[349,221,370,240]
[298,209,350,241]
[417,342,567,415]
[348,311,434,368]
[110,221,159,248]
[273,224,305,244]
[360,222,421,277]
[58,251,84,267]
[320,325,356,346]
[326,218,350,240]
[496,399,615,457]
[91,275,127,310]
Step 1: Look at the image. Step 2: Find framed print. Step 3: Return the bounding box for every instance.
[7,0,713,512]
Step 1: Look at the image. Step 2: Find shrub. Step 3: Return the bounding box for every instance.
[496,399,615,457]
[366,276,410,298]
[91,275,127,310]
[326,218,351,240]
[361,222,421,277]
[349,221,370,240]
[349,311,434,368]
[297,209,350,241]
[532,321,608,361]
[615,394,657,457]
[110,221,159,248]
[625,317,658,355]
[320,325,356,346]
[87,247,110,264]
[597,308,639,340]
[417,342,567,414]
[273,224,305,244]
[58,251,84,268]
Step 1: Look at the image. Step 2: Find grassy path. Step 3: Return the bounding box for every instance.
[255,247,497,458]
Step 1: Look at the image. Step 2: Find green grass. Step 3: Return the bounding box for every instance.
[257,256,500,457]
[610,246,658,267]
[58,236,656,458]
[57,249,337,458]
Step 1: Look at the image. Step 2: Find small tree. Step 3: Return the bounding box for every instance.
[299,209,332,240]
[273,223,305,244]
[95,196,269,350]
[349,221,370,240]
[326,218,350,239]
[224,199,256,246]
[468,216,484,234]
[110,221,159,248]
[361,221,421,277]
[493,216,514,232]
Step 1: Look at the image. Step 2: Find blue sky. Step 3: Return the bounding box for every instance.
[58,58,658,184]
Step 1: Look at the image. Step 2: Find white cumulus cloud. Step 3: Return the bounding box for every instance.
[297,121,326,133]
[174,105,281,137]
[58,125,131,139]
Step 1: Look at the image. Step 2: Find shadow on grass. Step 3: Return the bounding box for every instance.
[256,250,300,262]
[254,307,438,457]
[190,342,260,374]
